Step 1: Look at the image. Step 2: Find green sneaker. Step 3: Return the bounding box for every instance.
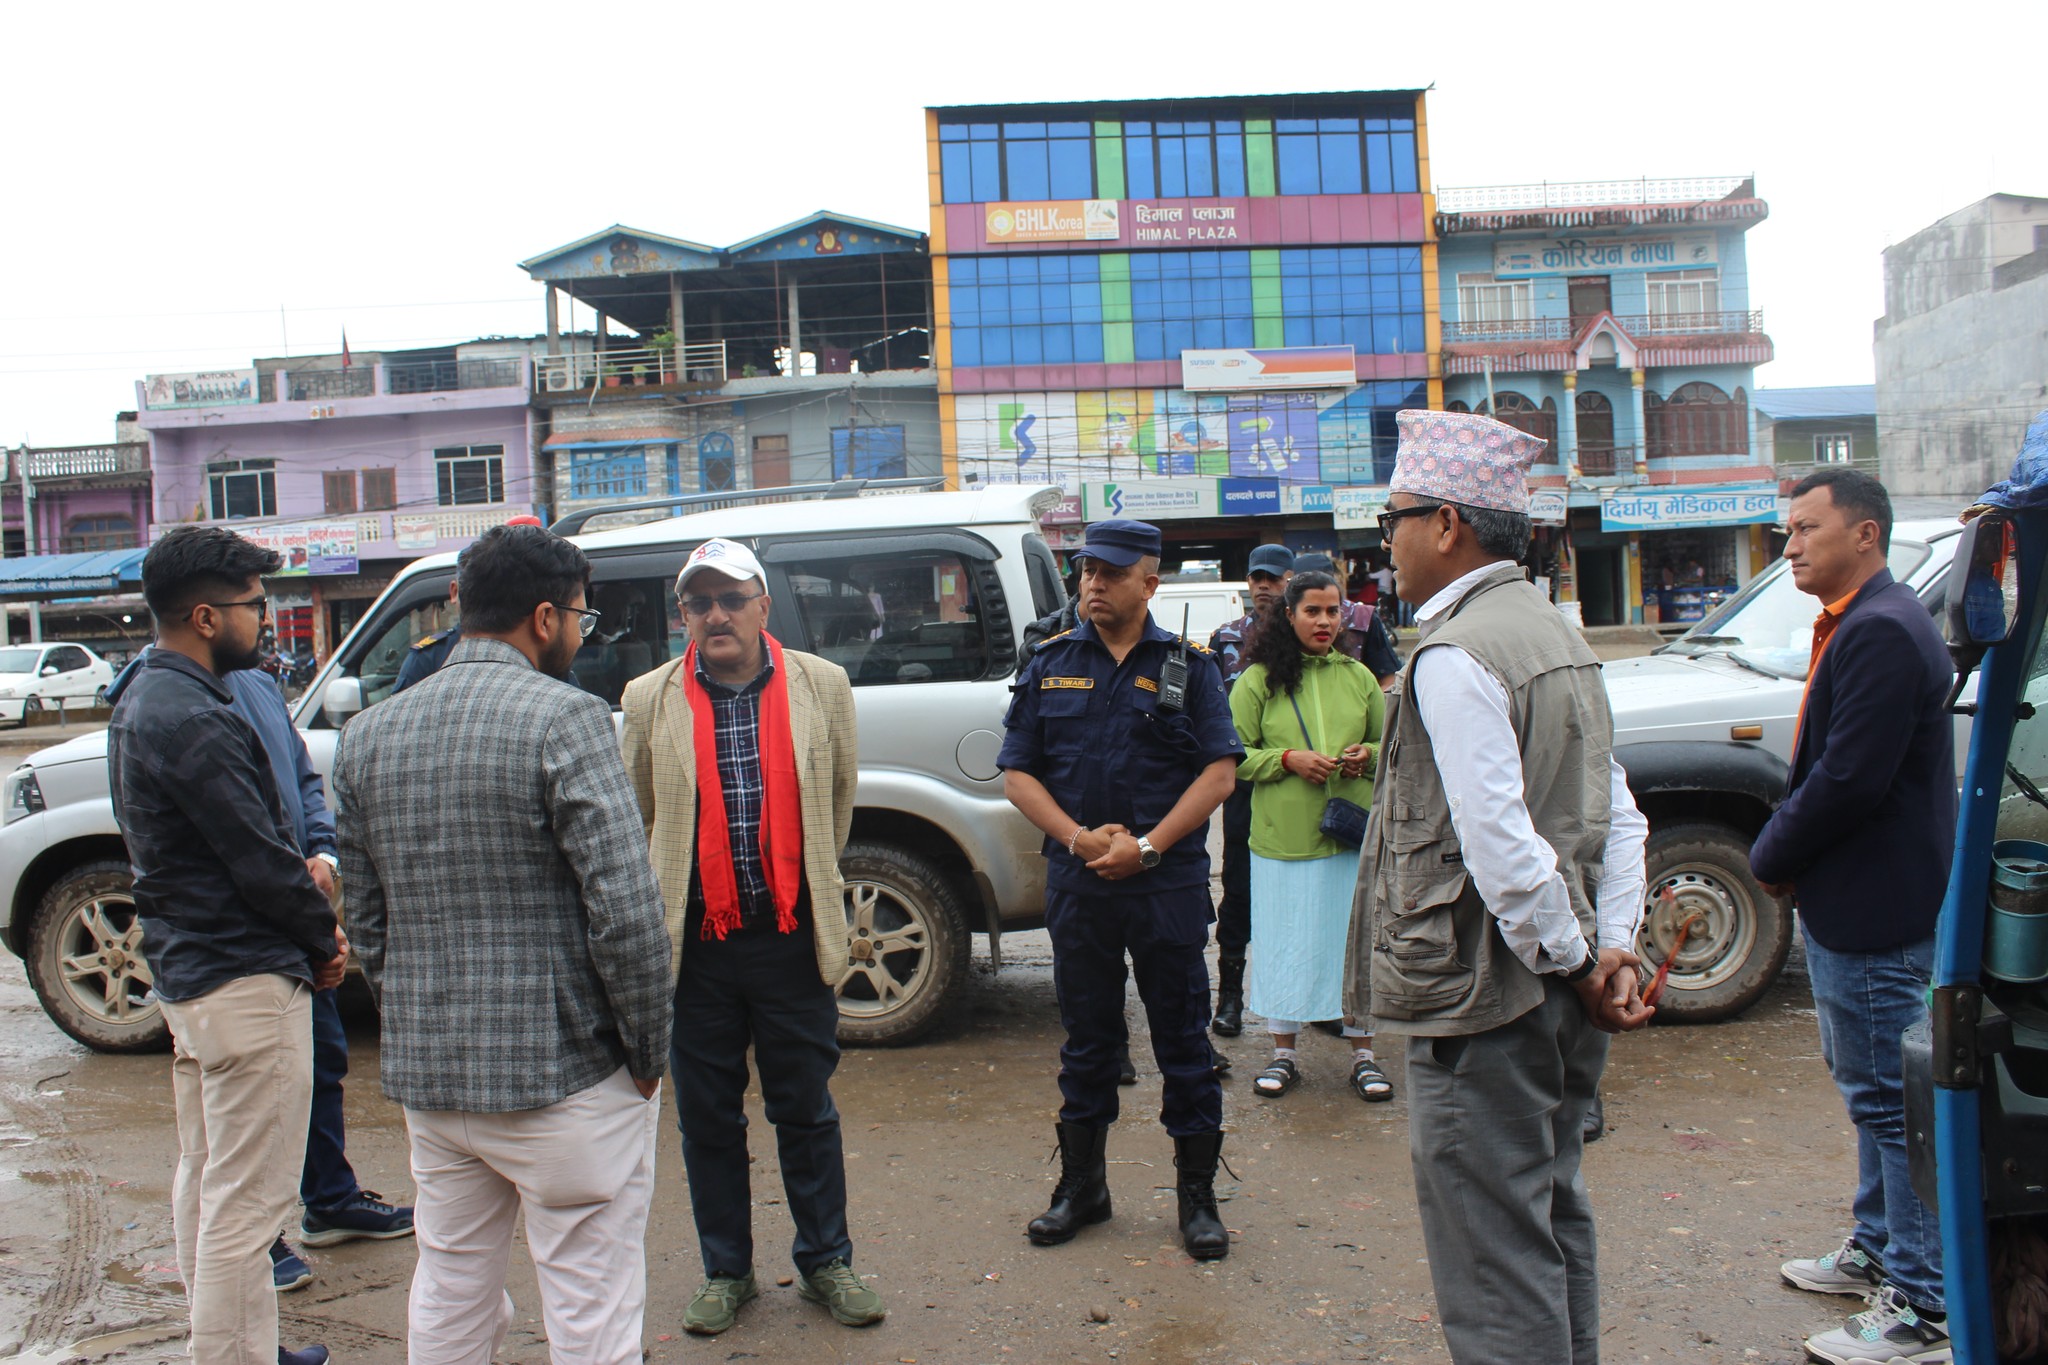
[797,1258,885,1326]
[682,1271,758,1335]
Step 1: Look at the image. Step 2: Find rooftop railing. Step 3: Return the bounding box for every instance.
[10,442,150,481]
[1442,310,1764,344]
[1436,176,1752,213]
[385,358,525,394]
[536,342,729,394]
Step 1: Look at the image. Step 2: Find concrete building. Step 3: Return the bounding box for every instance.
[516,214,940,531]
[136,346,539,656]
[1755,384,1879,480]
[927,92,1437,570]
[1875,194,2048,499]
[1434,176,1775,625]
[0,420,156,652]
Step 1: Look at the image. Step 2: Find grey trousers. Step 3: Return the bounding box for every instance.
[1405,978,1610,1365]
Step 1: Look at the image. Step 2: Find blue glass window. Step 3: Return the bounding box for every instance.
[1049,136,1093,197]
[969,141,1001,201]
[1007,139,1049,200]
[1276,125,1319,195]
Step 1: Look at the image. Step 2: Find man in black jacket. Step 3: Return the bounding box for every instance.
[109,526,344,1365]
[1750,468,1954,1365]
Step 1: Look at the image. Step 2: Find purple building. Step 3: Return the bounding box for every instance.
[136,346,537,657]
[0,429,155,651]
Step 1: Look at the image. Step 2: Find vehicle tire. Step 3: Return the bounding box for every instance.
[1637,822,1793,1024]
[834,840,972,1047]
[20,695,42,722]
[25,859,172,1053]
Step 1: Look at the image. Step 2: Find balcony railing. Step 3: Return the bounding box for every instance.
[278,368,376,402]
[11,442,150,481]
[536,342,730,394]
[1437,177,1751,212]
[385,358,525,394]
[1611,310,1764,336]
[1442,311,1764,345]
[1575,445,1636,477]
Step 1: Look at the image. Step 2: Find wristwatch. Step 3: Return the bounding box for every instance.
[314,852,339,871]
[1136,835,1162,869]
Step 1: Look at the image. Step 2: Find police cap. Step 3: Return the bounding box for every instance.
[1072,519,1162,567]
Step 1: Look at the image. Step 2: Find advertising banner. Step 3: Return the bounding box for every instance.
[394,518,440,551]
[1182,346,1356,392]
[144,369,259,410]
[307,524,359,576]
[1494,232,1718,280]
[239,524,312,577]
[1529,490,1569,526]
[1218,479,1282,517]
[1227,393,1321,482]
[984,200,1120,244]
[1083,479,1219,522]
[1038,494,1083,526]
[1600,483,1778,533]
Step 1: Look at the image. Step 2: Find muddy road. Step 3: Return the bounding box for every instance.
[0,934,1865,1364]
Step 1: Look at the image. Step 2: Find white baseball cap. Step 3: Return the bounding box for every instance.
[675,537,766,592]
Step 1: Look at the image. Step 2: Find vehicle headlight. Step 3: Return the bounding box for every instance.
[4,767,44,824]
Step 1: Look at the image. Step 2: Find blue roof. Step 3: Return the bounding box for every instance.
[0,547,147,598]
[1751,385,1877,421]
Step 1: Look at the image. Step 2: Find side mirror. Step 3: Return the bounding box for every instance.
[322,676,364,726]
[1945,511,2019,711]
[39,666,58,677]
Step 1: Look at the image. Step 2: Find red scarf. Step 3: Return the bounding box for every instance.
[682,631,804,939]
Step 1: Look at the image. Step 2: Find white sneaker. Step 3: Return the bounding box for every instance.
[1782,1235,1884,1297]
[1803,1285,1951,1365]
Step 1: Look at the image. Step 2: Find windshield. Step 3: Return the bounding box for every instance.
[1660,539,1935,679]
[0,648,41,674]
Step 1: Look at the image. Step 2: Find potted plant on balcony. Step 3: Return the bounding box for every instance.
[647,328,676,383]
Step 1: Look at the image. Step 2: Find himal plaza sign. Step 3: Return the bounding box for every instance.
[985,200,1120,244]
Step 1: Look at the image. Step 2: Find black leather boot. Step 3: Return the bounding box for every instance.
[1582,1089,1606,1144]
[1027,1122,1112,1246]
[1212,955,1245,1036]
[1173,1132,1230,1260]
[1116,1040,1138,1085]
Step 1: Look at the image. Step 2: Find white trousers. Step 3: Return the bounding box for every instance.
[403,1067,660,1365]
[162,973,314,1365]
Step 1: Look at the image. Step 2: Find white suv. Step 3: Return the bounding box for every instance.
[0,484,1070,1052]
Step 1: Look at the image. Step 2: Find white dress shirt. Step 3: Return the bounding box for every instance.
[1407,563,1649,976]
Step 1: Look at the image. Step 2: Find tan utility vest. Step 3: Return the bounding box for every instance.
[1343,563,1616,1036]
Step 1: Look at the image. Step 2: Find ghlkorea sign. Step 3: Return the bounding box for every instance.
[1601,484,1779,533]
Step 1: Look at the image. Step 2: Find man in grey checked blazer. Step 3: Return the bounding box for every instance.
[335,525,672,1365]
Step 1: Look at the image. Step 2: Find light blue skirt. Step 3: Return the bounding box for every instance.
[1246,850,1359,1024]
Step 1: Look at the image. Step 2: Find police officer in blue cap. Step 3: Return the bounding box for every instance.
[999,518,1244,1260]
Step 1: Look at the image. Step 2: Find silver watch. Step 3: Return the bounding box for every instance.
[1136,835,1162,869]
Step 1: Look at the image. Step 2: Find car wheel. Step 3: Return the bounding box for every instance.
[20,695,42,720]
[25,860,172,1053]
[1636,822,1793,1024]
[833,840,972,1047]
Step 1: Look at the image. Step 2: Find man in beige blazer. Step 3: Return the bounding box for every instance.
[620,537,880,1338]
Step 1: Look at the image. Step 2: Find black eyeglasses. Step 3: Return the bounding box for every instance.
[195,596,270,621]
[1376,503,1444,538]
[551,603,602,638]
[679,591,764,618]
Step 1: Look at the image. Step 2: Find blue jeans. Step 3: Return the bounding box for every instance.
[1801,925,1943,1312]
[301,987,359,1209]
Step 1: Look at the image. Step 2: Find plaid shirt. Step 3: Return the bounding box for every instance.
[694,653,777,928]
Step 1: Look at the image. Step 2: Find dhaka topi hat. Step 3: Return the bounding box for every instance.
[1390,409,1546,515]
[1246,544,1295,577]
[676,537,767,591]
[1073,519,1163,567]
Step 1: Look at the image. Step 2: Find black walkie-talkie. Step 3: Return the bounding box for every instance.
[1159,604,1190,713]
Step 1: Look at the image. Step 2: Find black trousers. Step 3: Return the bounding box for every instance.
[1048,886,1222,1136]
[1215,781,1253,956]
[671,925,852,1278]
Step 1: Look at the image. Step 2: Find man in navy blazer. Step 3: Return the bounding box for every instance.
[1750,467,1953,1365]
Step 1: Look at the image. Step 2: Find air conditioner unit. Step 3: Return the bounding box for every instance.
[544,369,579,394]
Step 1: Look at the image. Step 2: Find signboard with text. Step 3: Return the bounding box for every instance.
[1281,485,1335,515]
[1182,346,1356,392]
[144,369,259,410]
[1529,490,1569,526]
[1218,479,1282,517]
[1600,484,1777,533]
[1332,486,1391,528]
[306,524,359,575]
[1494,232,1718,280]
[984,199,1120,244]
[1083,479,1218,522]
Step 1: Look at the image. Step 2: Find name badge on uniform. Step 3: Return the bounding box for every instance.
[1041,676,1094,690]
[1133,676,1160,693]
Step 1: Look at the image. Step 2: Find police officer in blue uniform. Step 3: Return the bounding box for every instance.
[999,519,1243,1260]
[392,622,458,694]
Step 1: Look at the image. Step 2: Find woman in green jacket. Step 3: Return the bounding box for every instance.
[1229,571,1390,1101]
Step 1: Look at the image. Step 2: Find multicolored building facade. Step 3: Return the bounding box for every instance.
[926,92,1439,567]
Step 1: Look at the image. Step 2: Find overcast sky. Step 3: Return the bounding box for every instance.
[3,0,2040,447]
